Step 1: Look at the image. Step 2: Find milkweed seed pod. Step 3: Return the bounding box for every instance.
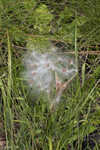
[22,44,77,107]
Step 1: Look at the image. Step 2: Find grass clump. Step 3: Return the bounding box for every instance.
[0,0,100,150]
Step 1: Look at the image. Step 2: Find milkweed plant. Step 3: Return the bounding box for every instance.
[22,43,78,109]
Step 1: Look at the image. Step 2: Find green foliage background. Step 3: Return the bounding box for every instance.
[0,0,100,149]
[0,0,100,44]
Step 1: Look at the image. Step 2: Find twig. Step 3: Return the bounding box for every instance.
[12,45,100,55]
[63,51,100,55]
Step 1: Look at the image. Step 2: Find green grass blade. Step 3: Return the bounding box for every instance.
[48,137,53,150]
[7,30,12,96]
[82,63,86,87]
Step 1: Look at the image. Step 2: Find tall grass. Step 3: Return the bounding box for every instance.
[0,1,100,150]
[1,45,100,149]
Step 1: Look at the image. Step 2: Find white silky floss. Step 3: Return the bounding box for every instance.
[22,46,77,106]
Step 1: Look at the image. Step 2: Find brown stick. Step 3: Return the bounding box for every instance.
[63,51,100,55]
[13,45,100,54]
